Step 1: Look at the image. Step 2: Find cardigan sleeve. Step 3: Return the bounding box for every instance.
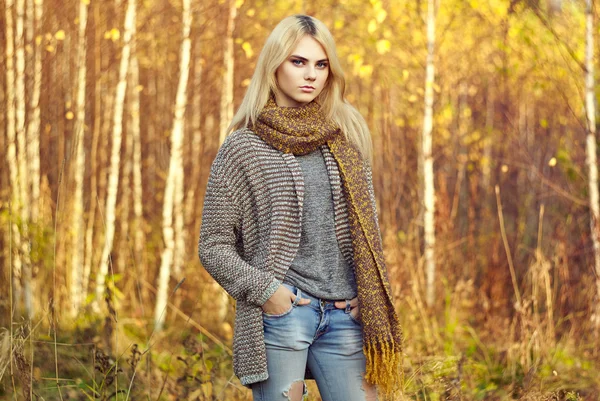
[198,162,280,307]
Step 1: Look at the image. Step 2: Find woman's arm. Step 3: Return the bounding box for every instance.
[198,165,280,307]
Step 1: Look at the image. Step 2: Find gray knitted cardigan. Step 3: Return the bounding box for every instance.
[198,128,379,385]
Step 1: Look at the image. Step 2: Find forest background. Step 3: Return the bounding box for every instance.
[2,0,600,399]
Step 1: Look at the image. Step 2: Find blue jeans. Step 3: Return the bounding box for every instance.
[252,284,377,401]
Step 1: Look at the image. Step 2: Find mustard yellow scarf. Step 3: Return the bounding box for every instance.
[251,97,403,398]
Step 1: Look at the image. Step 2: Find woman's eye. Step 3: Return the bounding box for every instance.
[292,59,303,65]
[317,62,328,68]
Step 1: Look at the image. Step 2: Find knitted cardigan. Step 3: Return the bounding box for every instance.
[198,128,382,385]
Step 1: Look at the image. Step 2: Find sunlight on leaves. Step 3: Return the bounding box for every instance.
[376,39,391,55]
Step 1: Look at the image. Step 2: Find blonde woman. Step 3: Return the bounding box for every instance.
[198,14,402,401]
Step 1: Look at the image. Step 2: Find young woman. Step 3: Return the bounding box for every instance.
[198,14,402,401]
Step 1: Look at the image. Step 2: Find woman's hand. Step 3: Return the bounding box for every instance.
[334,297,359,319]
[262,285,310,315]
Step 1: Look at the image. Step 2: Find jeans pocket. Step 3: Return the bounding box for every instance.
[346,310,362,326]
[263,303,295,319]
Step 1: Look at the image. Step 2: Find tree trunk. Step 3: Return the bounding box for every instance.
[83,0,104,302]
[422,0,437,308]
[26,0,41,225]
[95,0,136,308]
[219,0,236,144]
[130,54,145,275]
[482,85,494,190]
[584,0,600,329]
[5,0,24,315]
[70,0,89,317]
[184,34,203,232]
[154,0,192,331]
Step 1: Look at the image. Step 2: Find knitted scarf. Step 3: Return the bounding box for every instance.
[251,97,403,398]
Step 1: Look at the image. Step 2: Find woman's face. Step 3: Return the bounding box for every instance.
[274,35,329,107]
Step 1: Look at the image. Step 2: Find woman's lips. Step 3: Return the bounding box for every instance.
[300,86,315,93]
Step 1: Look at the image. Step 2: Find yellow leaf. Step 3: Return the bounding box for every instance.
[45,33,52,41]
[45,45,55,53]
[376,8,387,23]
[548,157,557,167]
[242,42,253,58]
[246,8,255,16]
[375,39,390,55]
[66,100,72,108]
[242,78,250,87]
[408,94,418,103]
[234,0,244,8]
[82,0,90,4]
[65,111,74,120]
[358,64,373,78]
[110,28,120,42]
[367,19,377,34]
[55,30,66,40]
[334,19,344,30]
[201,382,213,398]
[104,31,111,39]
[35,35,42,45]
[501,164,509,173]
[402,69,409,80]
[136,85,144,92]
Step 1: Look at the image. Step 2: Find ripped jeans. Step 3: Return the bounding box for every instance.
[251,283,376,401]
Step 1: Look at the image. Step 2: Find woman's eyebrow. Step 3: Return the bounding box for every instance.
[290,55,329,63]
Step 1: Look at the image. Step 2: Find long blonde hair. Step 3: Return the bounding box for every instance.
[228,14,373,162]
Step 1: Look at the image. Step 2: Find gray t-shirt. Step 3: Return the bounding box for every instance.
[283,148,357,300]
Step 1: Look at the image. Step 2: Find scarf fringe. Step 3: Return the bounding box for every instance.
[364,338,402,400]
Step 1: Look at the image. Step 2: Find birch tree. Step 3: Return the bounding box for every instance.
[130,54,145,271]
[584,0,600,328]
[84,0,105,301]
[70,0,89,317]
[27,0,42,226]
[95,0,136,307]
[14,0,35,317]
[422,0,437,307]
[219,0,237,144]
[4,0,24,311]
[154,0,192,331]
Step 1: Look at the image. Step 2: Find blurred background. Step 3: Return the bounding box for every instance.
[1,0,600,399]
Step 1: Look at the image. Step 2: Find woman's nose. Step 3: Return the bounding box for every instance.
[304,66,317,81]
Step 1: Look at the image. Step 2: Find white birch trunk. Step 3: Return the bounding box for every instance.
[185,38,203,229]
[15,0,34,317]
[95,0,136,307]
[130,54,144,267]
[5,0,23,311]
[423,0,437,308]
[26,0,42,223]
[584,0,600,328]
[83,1,103,302]
[219,0,236,144]
[15,0,28,219]
[70,0,89,317]
[154,0,192,331]
[120,106,132,259]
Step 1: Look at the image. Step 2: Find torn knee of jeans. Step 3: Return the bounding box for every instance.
[282,380,307,401]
